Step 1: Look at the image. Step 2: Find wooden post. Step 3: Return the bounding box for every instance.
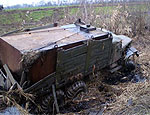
[52,84,60,113]
[3,64,22,90]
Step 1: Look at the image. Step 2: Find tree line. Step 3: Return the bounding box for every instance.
[3,0,150,9]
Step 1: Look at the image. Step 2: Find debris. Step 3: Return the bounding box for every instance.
[3,64,22,90]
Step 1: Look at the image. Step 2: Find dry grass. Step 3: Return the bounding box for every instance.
[0,89,34,114]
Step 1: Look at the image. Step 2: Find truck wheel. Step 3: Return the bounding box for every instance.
[41,90,65,114]
[125,60,136,72]
[66,81,87,99]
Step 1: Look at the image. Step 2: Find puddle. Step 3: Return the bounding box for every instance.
[103,72,146,85]
[127,98,133,106]
[88,110,103,115]
[0,107,20,115]
[131,74,146,83]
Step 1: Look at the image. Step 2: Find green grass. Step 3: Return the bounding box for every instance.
[127,4,149,12]
[5,5,78,11]
[29,10,53,21]
[95,6,115,14]
[0,3,149,34]
[0,12,23,24]
[70,8,79,15]
[0,9,54,25]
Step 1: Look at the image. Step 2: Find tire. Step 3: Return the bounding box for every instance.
[41,90,65,114]
[125,60,136,72]
[66,81,87,99]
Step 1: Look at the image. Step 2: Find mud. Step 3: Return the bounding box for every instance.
[0,67,146,115]
[58,69,146,114]
[102,70,145,85]
[60,101,90,113]
[60,100,107,115]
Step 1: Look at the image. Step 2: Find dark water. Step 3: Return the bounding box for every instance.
[103,72,146,85]
[131,74,146,83]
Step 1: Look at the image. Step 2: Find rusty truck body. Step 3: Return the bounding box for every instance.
[0,20,138,113]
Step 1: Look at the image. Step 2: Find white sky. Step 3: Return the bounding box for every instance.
[0,0,58,7]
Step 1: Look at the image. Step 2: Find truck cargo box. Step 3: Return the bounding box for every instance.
[0,25,110,83]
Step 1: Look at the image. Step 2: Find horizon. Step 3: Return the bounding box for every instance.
[0,0,59,7]
[0,0,145,7]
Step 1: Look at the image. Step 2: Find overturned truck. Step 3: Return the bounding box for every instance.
[0,20,138,113]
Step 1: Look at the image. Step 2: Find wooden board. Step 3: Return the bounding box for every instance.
[56,37,112,81]
[56,43,87,82]
[85,38,112,75]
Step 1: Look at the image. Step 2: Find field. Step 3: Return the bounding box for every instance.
[0,2,150,35]
[0,1,150,114]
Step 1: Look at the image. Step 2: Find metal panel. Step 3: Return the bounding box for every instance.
[0,38,22,80]
[0,27,86,51]
[28,48,57,83]
[0,35,57,83]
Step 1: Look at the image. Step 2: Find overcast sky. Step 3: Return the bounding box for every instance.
[0,0,58,7]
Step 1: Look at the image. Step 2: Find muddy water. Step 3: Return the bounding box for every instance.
[103,71,146,85]
[131,74,146,83]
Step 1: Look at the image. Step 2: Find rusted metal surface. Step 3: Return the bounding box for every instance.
[0,27,86,51]
[28,49,57,82]
[0,23,109,83]
[1,23,57,37]
[0,38,22,79]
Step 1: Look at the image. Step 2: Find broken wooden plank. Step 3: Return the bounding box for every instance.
[52,84,59,113]
[85,40,93,74]
[20,71,26,87]
[0,69,6,79]
[24,73,55,93]
[0,73,5,90]
[3,64,22,90]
